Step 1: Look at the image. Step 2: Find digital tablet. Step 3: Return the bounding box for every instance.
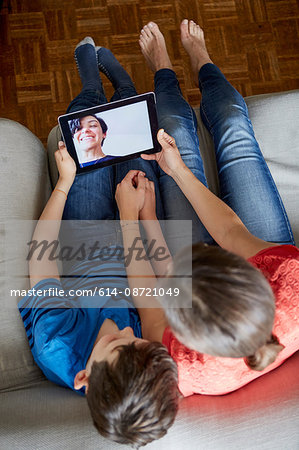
[58,92,161,174]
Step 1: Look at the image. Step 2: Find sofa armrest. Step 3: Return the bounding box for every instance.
[0,119,51,393]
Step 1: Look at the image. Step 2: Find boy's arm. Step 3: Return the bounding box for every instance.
[116,171,168,343]
[120,221,167,342]
[138,176,172,277]
[140,220,172,277]
[29,143,76,287]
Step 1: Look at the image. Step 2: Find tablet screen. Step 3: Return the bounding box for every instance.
[69,101,153,168]
[59,92,161,174]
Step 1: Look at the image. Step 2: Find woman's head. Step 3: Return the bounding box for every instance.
[160,243,283,367]
[69,115,108,152]
[84,338,179,447]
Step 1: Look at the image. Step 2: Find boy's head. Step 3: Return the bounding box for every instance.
[159,243,276,359]
[75,327,179,447]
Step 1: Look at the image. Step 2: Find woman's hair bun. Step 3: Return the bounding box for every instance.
[245,334,285,371]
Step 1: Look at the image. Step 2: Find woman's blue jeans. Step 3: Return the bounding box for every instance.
[63,64,295,247]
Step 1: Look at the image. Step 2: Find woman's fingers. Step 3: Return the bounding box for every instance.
[149,180,155,192]
[136,171,146,191]
[123,169,145,183]
[140,153,156,161]
[157,128,176,148]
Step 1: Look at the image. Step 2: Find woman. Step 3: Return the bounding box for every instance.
[117,20,298,397]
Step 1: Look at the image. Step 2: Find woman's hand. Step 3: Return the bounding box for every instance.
[115,170,146,220]
[139,177,156,220]
[55,141,76,187]
[141,129,185,177]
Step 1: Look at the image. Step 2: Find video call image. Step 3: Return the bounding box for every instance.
[68,101,154,168]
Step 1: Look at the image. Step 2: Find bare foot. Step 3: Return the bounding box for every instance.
[139,22,173,72]
[180,19,213,85]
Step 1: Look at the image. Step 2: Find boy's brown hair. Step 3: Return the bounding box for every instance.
[160,243,284,371]
[86,341,179,448]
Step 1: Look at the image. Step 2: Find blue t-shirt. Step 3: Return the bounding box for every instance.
[18,256,141,395]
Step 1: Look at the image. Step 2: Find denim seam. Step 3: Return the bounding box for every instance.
[155,69,198,135]
[175,91,198,138]
[264,170,295,245]
[199,89,214,134]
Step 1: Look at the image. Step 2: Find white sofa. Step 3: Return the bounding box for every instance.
[0,90,298,449]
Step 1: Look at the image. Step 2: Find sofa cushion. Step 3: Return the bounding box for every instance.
[245,90,299,245]
[0,119,51,392]
[0,351,298,449]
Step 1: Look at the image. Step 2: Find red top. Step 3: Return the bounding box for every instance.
[162,245,299,396]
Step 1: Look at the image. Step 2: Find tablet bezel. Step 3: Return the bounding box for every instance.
[58,92,161,174]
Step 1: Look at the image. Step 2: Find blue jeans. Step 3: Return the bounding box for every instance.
[64,68,212,246]
[198,64,294,244]
[63,64,295,246]
[63,80,139,221]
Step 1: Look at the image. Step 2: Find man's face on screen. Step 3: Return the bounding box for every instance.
[74,116,106,152]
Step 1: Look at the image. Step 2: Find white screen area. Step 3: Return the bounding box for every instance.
[69,101,154,164]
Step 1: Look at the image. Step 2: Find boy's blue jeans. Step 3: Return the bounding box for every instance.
[63,64,295,246]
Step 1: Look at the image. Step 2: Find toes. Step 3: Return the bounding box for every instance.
[139,32,148,45]
[189,20,196,35]
[197,24,204,38]
[140,28,150,41]
[142,24,152,39]
[148,21,161,36]
[190,20,204,37]
[194,22,202,35]
[180,19,189,39]
[139,39,145,50]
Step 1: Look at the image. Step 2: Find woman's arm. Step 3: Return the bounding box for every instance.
[142,130,277,259]
[115,170,168,342]
[29,142,76,287]
[172,164,276,258]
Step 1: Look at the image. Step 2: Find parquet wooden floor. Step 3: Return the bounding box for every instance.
[0,0,299,146]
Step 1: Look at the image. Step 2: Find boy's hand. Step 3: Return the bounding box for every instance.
[55,141,76,187]
[141,129,185,177]
[116,170,146,220]
[139,177,156,220]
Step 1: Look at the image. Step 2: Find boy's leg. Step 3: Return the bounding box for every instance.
[96,47,138,102]
[181,21,295,245]
[63,37,116,221]
[67,37,108,113]
[94,47,165,220]
[139,22,213,244]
